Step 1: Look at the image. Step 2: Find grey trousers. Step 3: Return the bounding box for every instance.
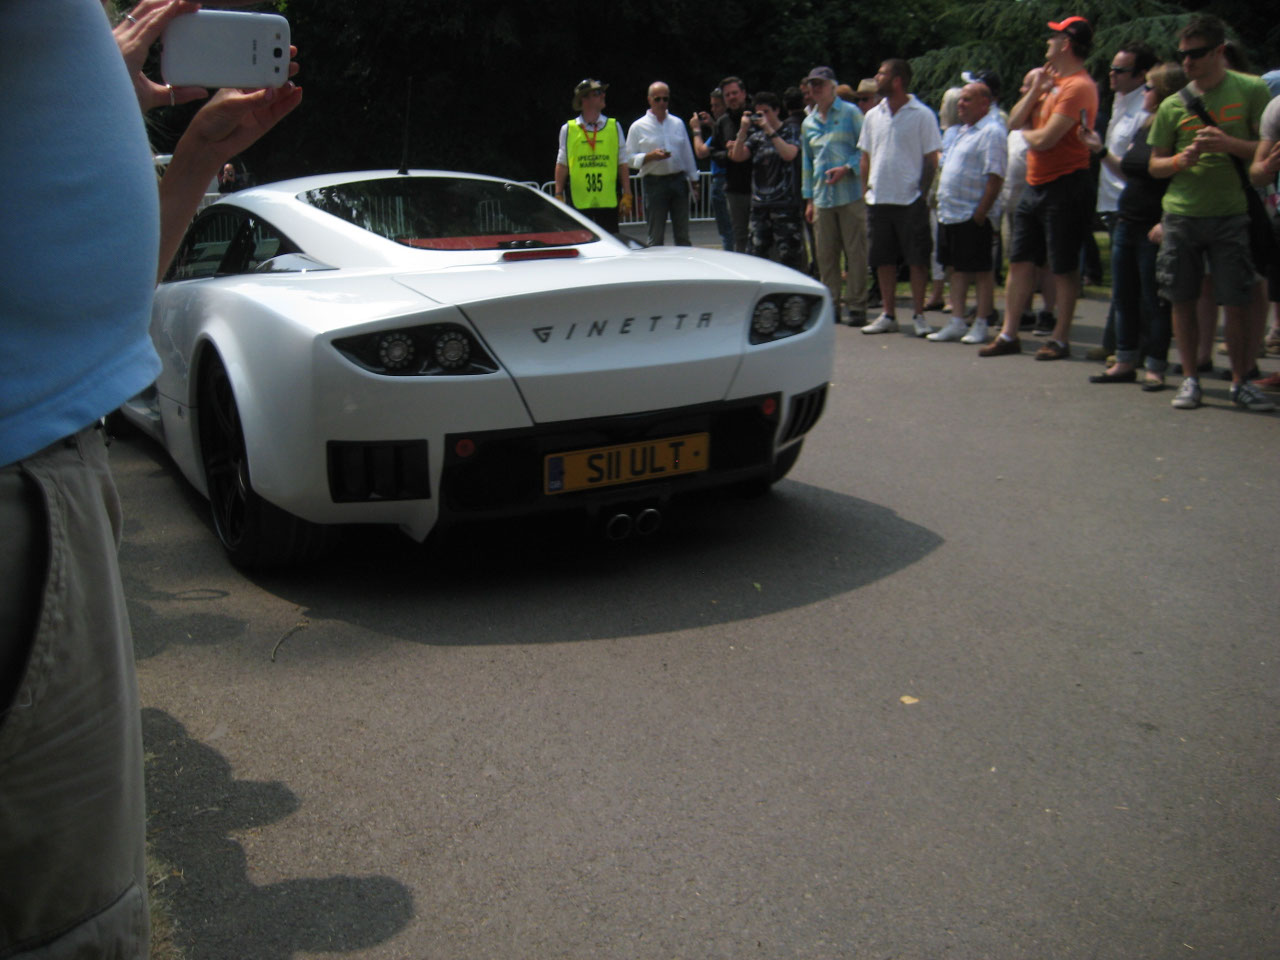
[0,426,148,959]
[642,173,692,247]
[813,199,868,314]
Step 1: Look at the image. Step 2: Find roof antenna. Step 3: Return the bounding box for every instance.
[397,76,413,175]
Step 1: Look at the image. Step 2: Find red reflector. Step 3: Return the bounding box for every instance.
[761,398,778,417]
[502,248,580,262]
[455,438,476,458]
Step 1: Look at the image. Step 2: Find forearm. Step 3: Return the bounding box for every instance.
[554,163,568,196]
[1024,113,1076,152]
[1222,134,1259,162]
[1148,146,1180,180]
[772,136,799,163]
[1008,90,1042,132]
[974,175,1002,220]
[919,154,937,196]
[1250,140,1279,186]
[1022,126,1051,150]
[156,148,221,283]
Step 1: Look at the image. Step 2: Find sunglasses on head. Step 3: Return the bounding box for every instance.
[1178,44,1217,61]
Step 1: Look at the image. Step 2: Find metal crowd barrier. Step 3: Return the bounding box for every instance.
[533,171,716,225]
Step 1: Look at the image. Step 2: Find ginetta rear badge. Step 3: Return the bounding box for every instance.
[533,312,713,343]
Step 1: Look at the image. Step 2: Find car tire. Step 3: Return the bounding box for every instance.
[198,353,334,568]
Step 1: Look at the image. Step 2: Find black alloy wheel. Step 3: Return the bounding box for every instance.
[198,353,332,567]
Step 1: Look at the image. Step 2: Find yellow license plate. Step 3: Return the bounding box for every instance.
[544,433,710,495]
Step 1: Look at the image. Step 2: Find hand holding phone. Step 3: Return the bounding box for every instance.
[161,11,291,89]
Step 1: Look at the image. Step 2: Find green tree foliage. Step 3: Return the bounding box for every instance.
[188,0,955,184]
[142,0,1277,185]
[910,0,1276,115]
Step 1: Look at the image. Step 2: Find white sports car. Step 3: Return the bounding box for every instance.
[121,170,833,566]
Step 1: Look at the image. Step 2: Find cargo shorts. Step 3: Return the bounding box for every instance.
[0,426,149,959]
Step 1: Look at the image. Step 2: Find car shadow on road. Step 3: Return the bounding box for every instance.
[250,480,944,647]
[143,708,414,959]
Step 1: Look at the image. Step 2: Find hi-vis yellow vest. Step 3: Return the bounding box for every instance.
[566,118,618,209]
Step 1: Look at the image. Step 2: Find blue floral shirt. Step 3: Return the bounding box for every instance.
[800,98,864,208]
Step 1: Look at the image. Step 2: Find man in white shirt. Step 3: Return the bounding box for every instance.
[625,81,701,246]
[858,58,943,336]
[1097,44,1156,211]
[927,81,1007,344]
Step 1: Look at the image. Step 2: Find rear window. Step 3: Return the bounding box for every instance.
[299,177,598,251]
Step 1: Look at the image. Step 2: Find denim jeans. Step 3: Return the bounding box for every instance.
[641,174,691,247]
[1111,217,1170,371]
[709,173,733,251]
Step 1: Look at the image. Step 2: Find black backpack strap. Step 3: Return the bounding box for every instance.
[1178,84,1254,194]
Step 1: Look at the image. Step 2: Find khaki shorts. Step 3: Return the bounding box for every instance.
[1156,213,1254,306]
[0,426,149,958]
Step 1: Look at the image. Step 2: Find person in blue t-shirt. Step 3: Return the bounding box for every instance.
[0,2,301,954]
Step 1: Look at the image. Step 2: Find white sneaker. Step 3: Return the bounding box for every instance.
[911,314,933,337]
[861,314,899,334]
[927,317,968,342]
[960,317,990,344]
[1171,378,1202,409]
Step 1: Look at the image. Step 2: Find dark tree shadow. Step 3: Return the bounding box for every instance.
[143,709,413,958]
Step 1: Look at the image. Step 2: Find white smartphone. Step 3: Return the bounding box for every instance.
[161,11,291,89]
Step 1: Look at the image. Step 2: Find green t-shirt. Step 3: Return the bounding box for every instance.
[1148,70,1270,217]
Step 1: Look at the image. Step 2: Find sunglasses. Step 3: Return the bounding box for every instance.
[651,95,669,102]
[1108,65,1132,74]
[1178,44,1216,61]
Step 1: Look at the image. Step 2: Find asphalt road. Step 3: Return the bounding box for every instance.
[119,269,1279,959]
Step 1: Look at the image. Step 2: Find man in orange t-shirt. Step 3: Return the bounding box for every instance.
[980,15,1100,360]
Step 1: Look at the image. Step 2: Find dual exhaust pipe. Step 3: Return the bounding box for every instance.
[604,507,662,541]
